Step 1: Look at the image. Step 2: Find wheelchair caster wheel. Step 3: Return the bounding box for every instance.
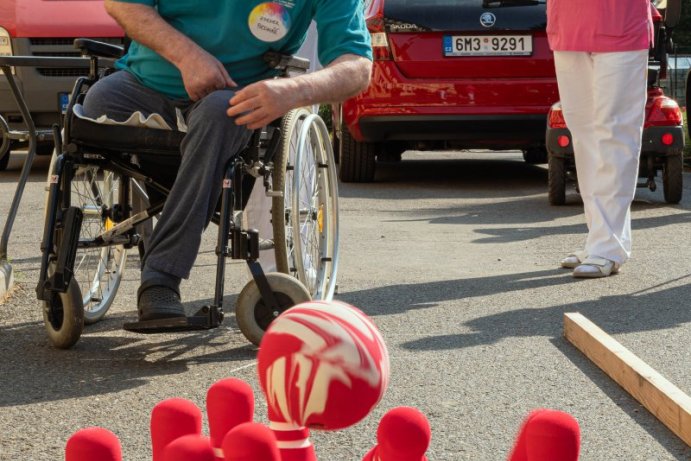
[235,272,311,346]
[42,278,84,349]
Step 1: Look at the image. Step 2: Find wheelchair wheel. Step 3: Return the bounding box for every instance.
[43,263,84,349]
[272,108,340,301]
[235,272,311,346]
[46,154,127,324]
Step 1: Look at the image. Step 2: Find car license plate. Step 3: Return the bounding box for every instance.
[443,35,532,56]
[59,92,70,114]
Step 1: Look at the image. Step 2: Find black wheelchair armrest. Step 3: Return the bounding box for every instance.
[74,38,125,59]
[263,51,310,75]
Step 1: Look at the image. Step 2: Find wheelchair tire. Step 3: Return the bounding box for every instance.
[45,154,127,324]
[272,108,340,301]
[43,275,84,349]
[235,272,311,346]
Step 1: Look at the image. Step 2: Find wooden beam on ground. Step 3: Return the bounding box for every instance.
[564,312,691,447]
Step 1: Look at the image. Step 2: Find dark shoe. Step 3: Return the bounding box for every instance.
[137,282,186,321]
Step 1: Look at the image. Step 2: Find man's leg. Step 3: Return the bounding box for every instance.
[82,71,192,320]
[140,89,253,318]
[82,71,179,126]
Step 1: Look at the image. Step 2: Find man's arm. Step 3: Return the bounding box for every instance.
[226,54,372,130]
[104,0,235,100]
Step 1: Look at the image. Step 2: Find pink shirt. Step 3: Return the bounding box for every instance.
[547,0,654,52]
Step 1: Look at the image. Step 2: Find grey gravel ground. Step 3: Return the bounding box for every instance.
[1,150,690,460]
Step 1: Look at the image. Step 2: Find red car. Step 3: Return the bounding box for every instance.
[545,1,685,205]
[335,0,558,182]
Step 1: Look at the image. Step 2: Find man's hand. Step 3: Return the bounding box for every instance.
[178,48,237,101]
[227,78,297,130]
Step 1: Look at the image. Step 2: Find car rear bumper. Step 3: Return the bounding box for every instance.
[358,114,548,148]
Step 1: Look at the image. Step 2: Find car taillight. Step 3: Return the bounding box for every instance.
[548,102,566,129]
[558,135,570,147]
[370,32,391,60]
[366,16,391,61]
[645,97,683,127]
[0,27,14,75]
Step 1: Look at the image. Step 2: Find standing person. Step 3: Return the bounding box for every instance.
[84,0,372,322]
[547,0,654,278]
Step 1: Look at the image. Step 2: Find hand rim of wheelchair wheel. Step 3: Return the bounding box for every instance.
[272,108,339,301]
[291,113,340,300]
[42,264,85,349]
[235,272,311,346]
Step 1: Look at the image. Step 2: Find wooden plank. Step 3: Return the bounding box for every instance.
[564,312,691,447]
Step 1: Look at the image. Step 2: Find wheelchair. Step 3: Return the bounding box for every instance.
[34,39,340,348]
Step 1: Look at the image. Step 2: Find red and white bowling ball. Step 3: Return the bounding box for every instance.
[257,300,390,431]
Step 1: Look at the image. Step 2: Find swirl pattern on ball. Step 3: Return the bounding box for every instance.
[258,300,390,430]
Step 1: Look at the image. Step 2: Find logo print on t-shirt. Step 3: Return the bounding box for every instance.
[248,2,291,42]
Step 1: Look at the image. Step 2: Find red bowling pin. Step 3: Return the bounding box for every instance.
[162,434,215,461]
[362,407,431,461]
[65,427,122,461]
[269,421,317,461]
[507,409,580,461]
[206,378,254,460]
[151,398,203,461]
[222,422,281,461]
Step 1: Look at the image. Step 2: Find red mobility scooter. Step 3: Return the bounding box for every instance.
[546,0,685,205]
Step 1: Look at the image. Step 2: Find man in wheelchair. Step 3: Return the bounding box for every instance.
[82,0,371,324]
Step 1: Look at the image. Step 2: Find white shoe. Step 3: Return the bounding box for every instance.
[573,257,620,278]
[560,251,587,269]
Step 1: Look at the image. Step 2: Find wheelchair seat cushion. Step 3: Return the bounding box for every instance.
[68,104,185,156]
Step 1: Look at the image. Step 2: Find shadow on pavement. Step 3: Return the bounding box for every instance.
[0,303,254,408]
[344,273,691,460]
[376,274,691,350]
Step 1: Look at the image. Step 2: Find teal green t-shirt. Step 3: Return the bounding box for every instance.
[114,0,372,100]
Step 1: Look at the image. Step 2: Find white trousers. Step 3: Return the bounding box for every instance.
[554,50,648,264]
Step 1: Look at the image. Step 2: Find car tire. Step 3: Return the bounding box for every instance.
[339,126,376,183]
[662,152,683,204]
[0,150,9,171]
[523,147,548,164]
[548,154,566,206]
[0,137,14,171]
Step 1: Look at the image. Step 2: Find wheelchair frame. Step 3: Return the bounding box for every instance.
[0,41,340,349]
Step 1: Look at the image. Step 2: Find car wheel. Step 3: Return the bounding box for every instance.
[663,152,683,204]
[548,154,566,206]
[0,150,9,171]
[339,126,376,183]
[523,147,548,164]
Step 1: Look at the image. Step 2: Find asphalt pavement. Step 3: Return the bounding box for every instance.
[0,150,690,460]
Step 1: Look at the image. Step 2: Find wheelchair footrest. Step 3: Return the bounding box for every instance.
[123,311,217,334]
